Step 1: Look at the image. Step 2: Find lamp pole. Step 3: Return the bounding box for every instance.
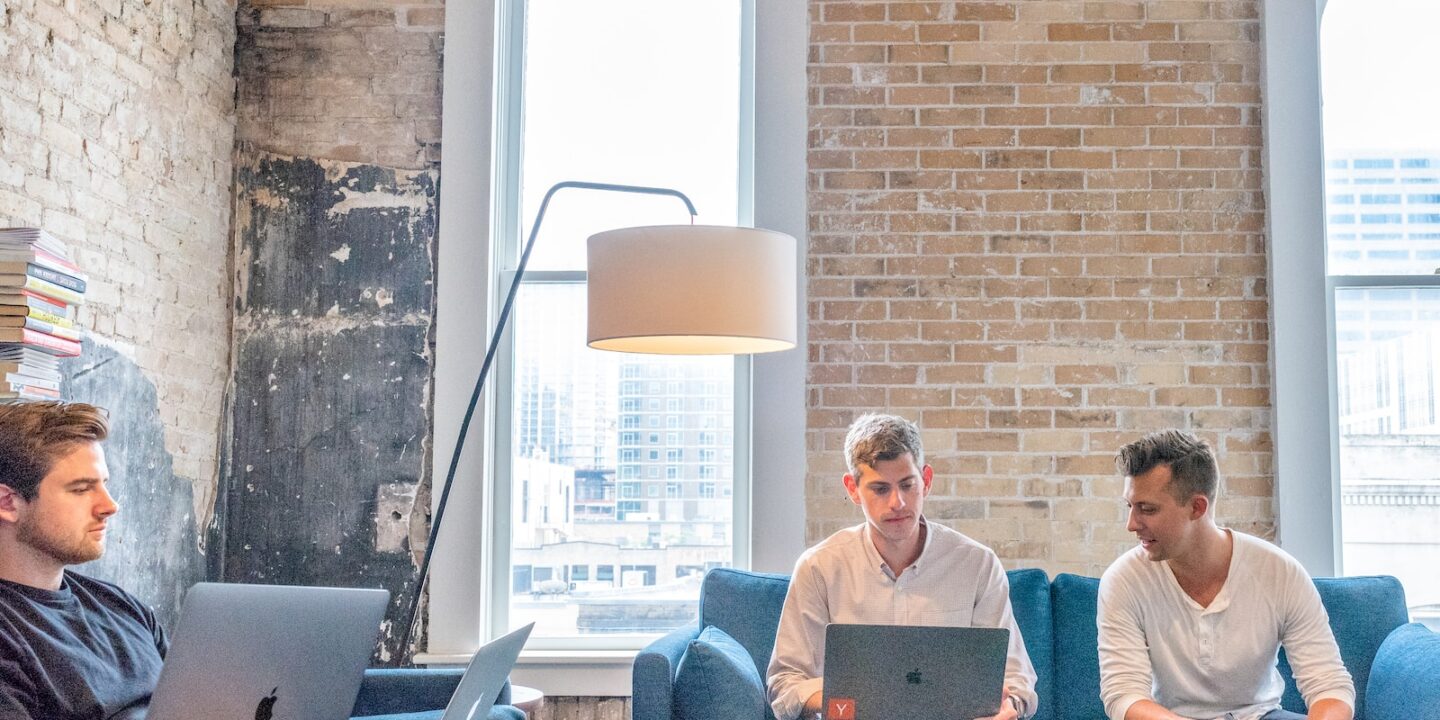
[395,181,698,662]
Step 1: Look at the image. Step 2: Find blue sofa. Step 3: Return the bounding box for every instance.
[351,669,523,720]
[634,568,1440,720]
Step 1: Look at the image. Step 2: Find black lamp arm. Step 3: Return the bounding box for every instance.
[394,181,698,662]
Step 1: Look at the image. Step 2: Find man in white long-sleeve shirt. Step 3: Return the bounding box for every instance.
[766,414,1038,720]
[1098,430,1354,720]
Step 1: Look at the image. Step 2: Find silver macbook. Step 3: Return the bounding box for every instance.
[821,624,1010,720]
[141,582,389,720]
[439,623,535,720]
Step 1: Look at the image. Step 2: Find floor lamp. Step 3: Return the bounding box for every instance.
[396,180,798,661]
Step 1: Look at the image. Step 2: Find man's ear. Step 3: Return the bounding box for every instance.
[0,483,25,523]
[921,464,934,495]
[1190,493,1210,520]
[842,473,862,506]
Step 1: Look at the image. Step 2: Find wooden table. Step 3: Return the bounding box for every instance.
[510,684,544,719]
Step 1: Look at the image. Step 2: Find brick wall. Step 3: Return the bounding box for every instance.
[0,0,235,604]
[805,0,1271,575]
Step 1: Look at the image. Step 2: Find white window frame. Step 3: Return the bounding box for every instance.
[1262,0,1338,575]
[427,0,805,696]
[1263,0,1440,576]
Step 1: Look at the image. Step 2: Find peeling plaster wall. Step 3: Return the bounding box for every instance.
[227,0,444,661]
[67,342,209,630]
[225,150,437,661]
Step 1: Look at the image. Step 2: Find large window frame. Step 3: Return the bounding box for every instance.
[426,0,805,695]
[1264,0,1440,576]
[488,0,754,652]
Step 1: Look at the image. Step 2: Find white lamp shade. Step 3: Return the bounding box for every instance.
[587,225,798,354]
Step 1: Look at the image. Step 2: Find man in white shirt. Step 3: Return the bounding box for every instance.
[1098,430,1354,720]
[766,413,1038,720]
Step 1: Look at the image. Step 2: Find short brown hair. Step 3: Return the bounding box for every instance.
[0,401,110,500]
[844,413,924,477]
[1116,429,1217,503]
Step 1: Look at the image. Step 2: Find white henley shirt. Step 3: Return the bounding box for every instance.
[1097,530,1355,720]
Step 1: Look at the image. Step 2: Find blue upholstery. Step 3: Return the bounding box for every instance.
[1050,574,1104,720]
[350,668,521,720]
[673,626,768,720]
[1366,623,1440,720]
[698,568,792,683]
[1276,576,1408,719]
[634,568,1435,720]
[1007,569,1055,720]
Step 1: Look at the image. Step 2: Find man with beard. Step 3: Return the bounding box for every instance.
[0,401,166,719]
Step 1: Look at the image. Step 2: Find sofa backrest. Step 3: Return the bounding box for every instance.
[697,567,1056,718]
[1050,573,1409,720]
[1277,575,1408,720]
[1050,574,1104,720]
[698,568,792,684]
[1006,568,1056,720]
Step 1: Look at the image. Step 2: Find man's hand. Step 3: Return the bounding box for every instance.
[970,688,1020,720]
[1307,698,1353,720]
[1122,699,1187,720]
[803,690,823,718]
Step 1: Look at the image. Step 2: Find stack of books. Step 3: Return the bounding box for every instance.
[0,228,87,401]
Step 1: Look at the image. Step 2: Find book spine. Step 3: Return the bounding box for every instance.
[4,373,60,391]
[26,306,74,328]
[23,316,81,341]
[31,248,84,276]
[19,328,82,356]
[26,263,87,293]
[2,382,61,399]
[22,275,84,305]
[21,290,73,319]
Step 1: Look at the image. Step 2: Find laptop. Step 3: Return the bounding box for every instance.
[438,623,535,720]
[821,624,1010,720]
[140,583,389,720]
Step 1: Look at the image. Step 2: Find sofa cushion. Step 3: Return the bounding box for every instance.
[1276,575,1408,719]
[673,626,767,720]
[1050,573,1104,720]
[1007,568,1055,720]
[1366,623,1440,720]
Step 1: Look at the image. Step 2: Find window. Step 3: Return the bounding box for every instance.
[1320,0,1440,622]
[492,0,750,647]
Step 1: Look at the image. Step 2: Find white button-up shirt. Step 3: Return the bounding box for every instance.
[766,519,1039,720]
[1097,530,1355,720]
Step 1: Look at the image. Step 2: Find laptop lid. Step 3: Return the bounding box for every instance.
[821,624,1009,720]
[144,583,389,720]
[440,623,535,720]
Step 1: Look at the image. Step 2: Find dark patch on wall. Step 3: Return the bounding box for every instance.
[64,342,209,631]
[225,150,436,662]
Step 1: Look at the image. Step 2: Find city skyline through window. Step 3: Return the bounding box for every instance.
[1321,0,1440,627]
[498,0,746,642]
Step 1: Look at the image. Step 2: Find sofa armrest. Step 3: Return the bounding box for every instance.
[352,668,516,717]
[633,626,702,720]
[1366,623,1440,720]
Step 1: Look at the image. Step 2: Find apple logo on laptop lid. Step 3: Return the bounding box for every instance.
[254,687,278,720]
